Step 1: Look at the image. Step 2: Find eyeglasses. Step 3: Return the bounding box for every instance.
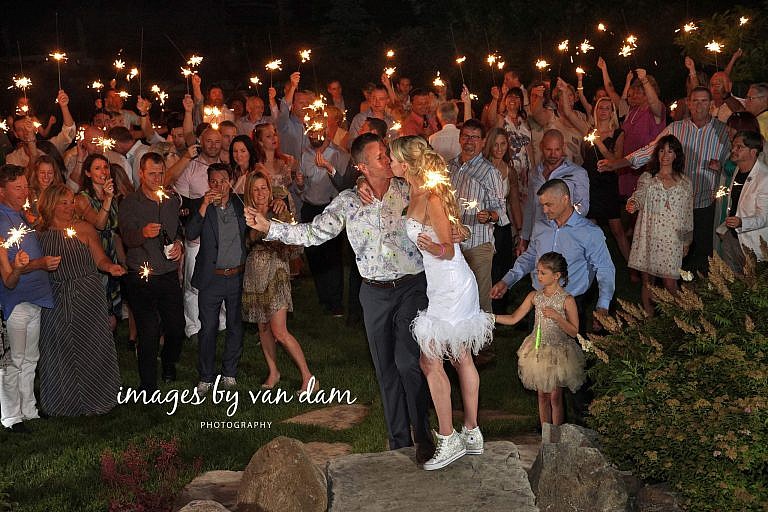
[460,134,482,141]
[746,95,766,101]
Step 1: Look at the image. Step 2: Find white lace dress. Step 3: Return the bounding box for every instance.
[406,218,494,360]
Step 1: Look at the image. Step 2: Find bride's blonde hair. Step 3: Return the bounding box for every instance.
[390,136,469,238]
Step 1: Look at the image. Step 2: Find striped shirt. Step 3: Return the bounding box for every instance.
[448,153,505,250]
[627,117,731,209]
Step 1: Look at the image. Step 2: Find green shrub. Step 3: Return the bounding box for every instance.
[584,252,768,511]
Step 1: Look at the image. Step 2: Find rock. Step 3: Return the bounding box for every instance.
[529,423,628,512]
[452,409,533,424]
[282,404,369,430]
[177,500,231,512]
[327,441,537,511]
[303,441,353,466]
[636,484,682,512]
[173,471,242,511]
[237,436,327,512]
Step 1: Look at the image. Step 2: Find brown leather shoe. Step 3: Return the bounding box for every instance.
[415,440,436,464]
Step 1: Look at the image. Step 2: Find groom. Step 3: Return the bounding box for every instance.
[246,133,435,462]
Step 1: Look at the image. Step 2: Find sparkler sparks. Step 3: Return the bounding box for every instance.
[187,55,203,67]
[384,66,396,78]
[391,121,402,132]
[1,225,34,249]
[739,16,749,26]
[180,67,193,78]
[423,170,451,190]
[626,35,638,46]
[11,76,32,91]
[715,185,729,198]
[456,56,467,64]
[433,71,445,87]
[558,40,569,52]
[156,90,168,106]
[307,97,327,113]
[304,121,325,135]
[535,59,549,70]
[584,129,598,145]
[65,227,77,238]
[0,121,8,133]
[597,23,607,32]
[90,80,104,90]
[618,45,634,58]
[386,49,395,58]
[139,262,152,281]
[486,54,497,67]
[92,137,116,153]
[460,198,480,212]
[576,67,586,75]
[151,84,160,93]
[155,187,170,203]
[250,76,262,86]
[497,61,505,70]
[579,39,594,54]
[676,22,698,33]
[670,101,678,111]
[204,106,222,118]
[22,199,30,210]
[49,51,67,61]
[118,91,130,99]
[265,59,282,71]
[705,40,724,53]
[299,49,312,63]
[114,59,125,70]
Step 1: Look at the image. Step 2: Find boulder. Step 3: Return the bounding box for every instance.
[529,423,628,512]
[177,500,231,512]
[327,441,537,511]
[303,441,353,466]
[174,470,241,511]
[236,436,327,512]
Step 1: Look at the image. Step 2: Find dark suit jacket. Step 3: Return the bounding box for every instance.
[185,196,247,290]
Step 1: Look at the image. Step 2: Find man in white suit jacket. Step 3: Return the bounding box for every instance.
[719,130,768,270]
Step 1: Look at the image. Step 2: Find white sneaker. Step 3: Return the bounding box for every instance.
[221,376,237,388]
[461,425,484,455]
[423,430,466,470]
[196,381,212,395]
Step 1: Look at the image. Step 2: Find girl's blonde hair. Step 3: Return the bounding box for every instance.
[243,171,272,209]
[389,136,469,238]
[592,97,619,131]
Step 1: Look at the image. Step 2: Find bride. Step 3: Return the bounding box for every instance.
[389,135,494,470]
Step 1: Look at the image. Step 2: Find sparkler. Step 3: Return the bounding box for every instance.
[597,23,607,32]
[739,16,749,26]
[456,56,466,64]
[535,59,549,80]
[422,169,451,190]
[706,40,724,69]
[265,59,282,87]
[576,67,586,76]
[384,67,396,78]
[151,84,160,93]
[180,67,193,94]
[579,39,594,54]
[139,262,152,282]
[118,91,130,99]
[460,198,480,212]
[65,226,77,238]
[90,80,104,90]
[126,67,139,81]
[557,40,569,52]
[675,22,698,33]
[92,137,116,153]
[391,121,402,132]
[433,71,445,88]
[497,61,505,70]
[249,75,262,95]
[0,120,8,133]
[386,49,395,58]
[455,56,467,85]
[22,199,30,210]
[298,49,311,63]
[486,54,497,66]
[584,129,600,158]
[670,101,678,111]
[155,187,170,223]
[49,51,67,90]
[11,76,32,92]
[114,59,125,70]
[187,55,203,67]
[714,186,728,199]
[618,45,634,58]
[626,35,638,46]
[2,225,34,249]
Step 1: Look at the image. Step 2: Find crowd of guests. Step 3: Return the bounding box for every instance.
[0,47,766,444]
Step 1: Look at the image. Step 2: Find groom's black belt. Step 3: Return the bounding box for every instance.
[362,272,423,289]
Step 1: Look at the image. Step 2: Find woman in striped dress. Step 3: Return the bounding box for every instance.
[37,184,125,416]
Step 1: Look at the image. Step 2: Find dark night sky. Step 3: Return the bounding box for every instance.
[1,0,765,121]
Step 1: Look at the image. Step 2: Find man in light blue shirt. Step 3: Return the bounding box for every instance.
[518,129,590,255]
[492,178,615,315]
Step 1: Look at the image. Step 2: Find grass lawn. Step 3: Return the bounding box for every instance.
[1,230,637,511]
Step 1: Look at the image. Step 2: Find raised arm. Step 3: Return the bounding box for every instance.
[596,57,625,109]
[724,48,743,78]
[635,69,664,120]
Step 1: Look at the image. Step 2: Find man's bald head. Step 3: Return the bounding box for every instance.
[542,129,564,145]
[540,129,565,169]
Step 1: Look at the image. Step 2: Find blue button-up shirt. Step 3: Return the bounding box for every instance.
[521,159,590,241]
[276,98,309,162]
[502,210,615,310]
[0,203,54,317]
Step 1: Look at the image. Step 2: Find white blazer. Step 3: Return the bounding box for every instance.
[726,158,768,259]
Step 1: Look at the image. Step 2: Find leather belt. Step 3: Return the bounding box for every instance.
[362,272,422,289]
[214,264,244,277]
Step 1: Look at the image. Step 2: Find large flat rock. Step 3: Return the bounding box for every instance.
[327,441,538,511]
[282,404,369,430]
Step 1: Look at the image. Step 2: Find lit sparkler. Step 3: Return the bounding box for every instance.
[675,22,698,33]
[584,129,598,145]
[384,66,396,78]
[739,16,749,26]
[90,80,104,90]
[250,76,262,86]
[299,49,312,63]
[579,39,594,54]
[1,225,34,249]
[626,35,638,46]
[576,67,586,75]
[65,227,77,238]
[456,56,466,64]
[155,187,170,202]
[670,101,678,111]
[386,49,395,58]
[126,67,139,81]
[22,199,30,210]
[118,91,130,99]
[433,71,445,88]
[535,59,549,70]
[618,45,634,58]
[265,59,282,71]
[597,23,607,32]
[92,137,116,153]
[486,54,497,67]
[558,40,569,52]
[460,198,480,212]
[114,59,125,70]
[139,262,152,281]
[180,67,193,78]
[11,76,32,91]
[497,61,505,70]
[391,121,402,132]
[187,55,203,67]
[423,170,451,190]
[0,121,8,133]
[714,186,728,199]
[151,84,160,93]
[49,51,67,61]
[705,40,724,53]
